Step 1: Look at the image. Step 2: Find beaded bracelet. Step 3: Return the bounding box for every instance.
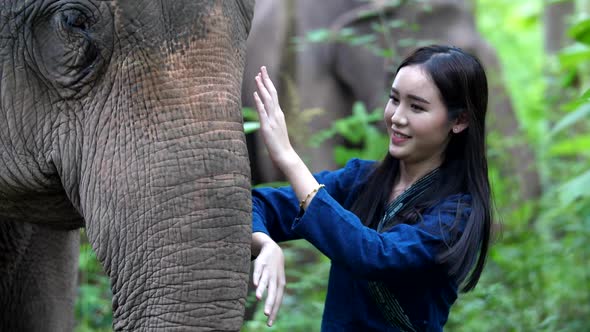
[299,184,325,210]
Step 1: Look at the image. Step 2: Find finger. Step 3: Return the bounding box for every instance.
[254,74,269,100]
[264,274,277,316]
[255,268,269,300]
[261,67,279,107]
[252,259,262,287]
[253,92,271,130]
[253,92,267,120]
[268,276,284,327]
[255,74,274,112]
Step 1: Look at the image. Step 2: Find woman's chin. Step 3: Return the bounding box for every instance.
[388,147,407,160]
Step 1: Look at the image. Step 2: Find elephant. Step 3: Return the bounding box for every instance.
[0,0,254,331]
[243,0,541,202]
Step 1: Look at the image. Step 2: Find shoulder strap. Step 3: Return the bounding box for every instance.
[369,167,440,331]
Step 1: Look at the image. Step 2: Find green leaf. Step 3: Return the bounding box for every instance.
[559,169,590,205]
[333,146,361,166]
[305,29,332,43]
[253,181,289,188]
[367,108,384,122]
[352,101,368,119]
[375,47,395,58]
[243,121,260,134]
[242,107,258,121]
[334,118,365,144]
[349,34,377,46]
[362,127,389,160]
[568,18,590,45]
[550,102,590,135]
[549,135,590,157]
[308,127,337,148]
[558,43,590,69]
[387,19,406,29]
[337,27,356,39]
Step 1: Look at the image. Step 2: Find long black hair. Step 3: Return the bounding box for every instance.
[350,45,492,292]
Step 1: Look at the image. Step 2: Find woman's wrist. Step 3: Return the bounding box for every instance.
[272,147,300,173]
[252,232,275,257]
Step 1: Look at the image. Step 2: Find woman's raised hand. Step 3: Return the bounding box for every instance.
[253,67,297,170]
[252,232,286,327]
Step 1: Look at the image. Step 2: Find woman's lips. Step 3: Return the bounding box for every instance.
[391,130,411,144]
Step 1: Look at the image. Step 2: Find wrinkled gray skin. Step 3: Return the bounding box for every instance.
[0,1,254,331]
[243,0,540,202]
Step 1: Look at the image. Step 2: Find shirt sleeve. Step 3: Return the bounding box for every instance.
[252,158,375,243]
[290,189,472,280]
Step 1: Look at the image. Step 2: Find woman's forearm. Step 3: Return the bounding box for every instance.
[252,66,323,211]
[252,232,274,257]
[277,151,322,211]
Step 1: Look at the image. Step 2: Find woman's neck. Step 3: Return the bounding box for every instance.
[396,157,442,191]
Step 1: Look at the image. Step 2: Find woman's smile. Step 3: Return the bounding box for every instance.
[391,129,411,144]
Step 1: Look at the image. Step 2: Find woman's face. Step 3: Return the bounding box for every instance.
[384,65,458,168]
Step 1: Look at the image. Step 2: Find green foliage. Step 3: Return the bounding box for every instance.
[447,1,590,331]
[75,232,112,332]
[242,107,261,134]
[309,102,389,166]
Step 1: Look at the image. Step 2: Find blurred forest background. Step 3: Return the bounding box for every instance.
[76,0,590,331]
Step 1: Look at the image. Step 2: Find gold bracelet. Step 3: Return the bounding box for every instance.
[299,184,325,210]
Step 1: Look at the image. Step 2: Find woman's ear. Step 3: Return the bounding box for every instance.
[452,111,469,134]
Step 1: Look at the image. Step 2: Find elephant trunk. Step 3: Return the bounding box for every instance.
[75,2,252,330]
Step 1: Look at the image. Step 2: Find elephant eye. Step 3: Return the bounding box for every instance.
[29,5,112,97]
[62,9,92,30]
[55,10,98,65]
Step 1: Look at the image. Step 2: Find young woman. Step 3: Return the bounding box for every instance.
[250,45,492,331]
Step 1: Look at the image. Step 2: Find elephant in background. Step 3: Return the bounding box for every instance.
[0,1,254,331]
[243,0,541,202]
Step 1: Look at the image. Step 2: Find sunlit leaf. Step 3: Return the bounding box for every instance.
[387,19,406,29]
[549,135,590,157]
[305,29,332,43]
[558,43,590,68]
[242,107,258,121]
[349,34,378,46]
[368,108,384,122]
[308,127,336,148]
[363,127,389,160]
[568,18,590,45]
[243,121,260,134]
[375,47,395,58]
[352,101,368,118]
[559,169,590,205]
[334,146,361,166]
[252,181,289,188]
[334,118,365,144]
[550,102,590,135]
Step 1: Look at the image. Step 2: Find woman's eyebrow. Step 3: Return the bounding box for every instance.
[391,87,430,104]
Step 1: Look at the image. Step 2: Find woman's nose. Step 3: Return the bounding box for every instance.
[391,107,408,126]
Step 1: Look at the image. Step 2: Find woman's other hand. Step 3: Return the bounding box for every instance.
[253,66,297,170]
[252,232,286,327]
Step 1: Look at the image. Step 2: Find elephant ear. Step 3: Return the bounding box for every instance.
[30,4,113,98]
[236,0,256,33]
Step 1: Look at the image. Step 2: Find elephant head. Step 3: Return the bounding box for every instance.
[0,0,254,330]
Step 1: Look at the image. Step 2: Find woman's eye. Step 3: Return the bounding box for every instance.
[411,104,425,112]
[389,95,399,104]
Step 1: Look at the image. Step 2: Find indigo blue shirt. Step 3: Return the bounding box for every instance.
[252,159,472,331]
